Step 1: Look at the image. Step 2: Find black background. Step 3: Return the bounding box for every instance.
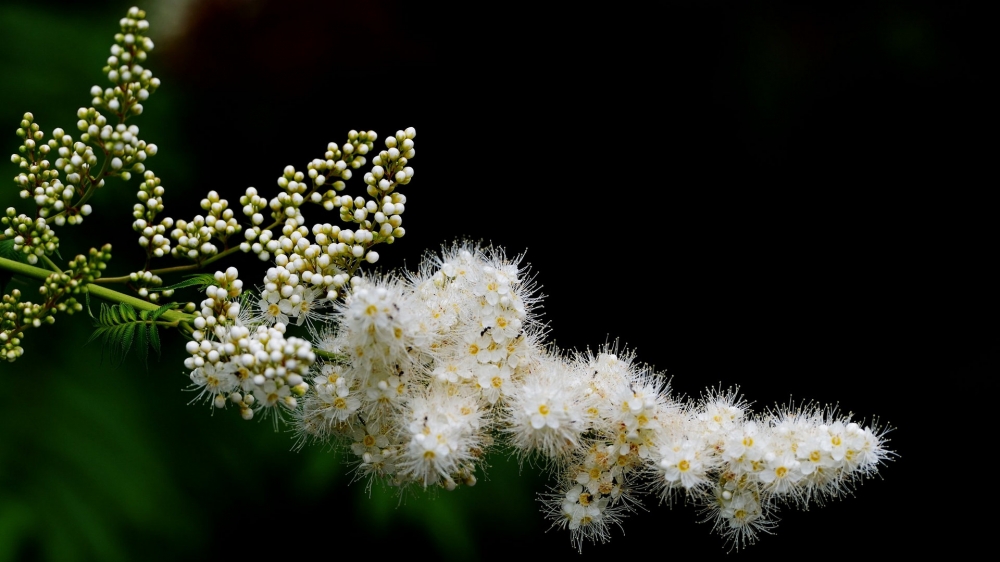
[1,0,992,558]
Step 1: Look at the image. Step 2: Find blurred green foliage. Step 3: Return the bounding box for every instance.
[0,2,548,560]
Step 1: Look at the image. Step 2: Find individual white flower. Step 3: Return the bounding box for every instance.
[658,438,709,492]
[396,391,484,487]
[703,482,775,551]
[759,452,802,495]
[542,483,620,553]
[252,380,293,422]
[475,362,512,405]
[292,285,329,327]
[187,360,239,405]
[319,380,362,423]
[504,357,591,461]
[258,290,291,325]
[335,278,424,383]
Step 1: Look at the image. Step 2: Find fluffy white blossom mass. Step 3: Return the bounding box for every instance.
[184,243,892,551]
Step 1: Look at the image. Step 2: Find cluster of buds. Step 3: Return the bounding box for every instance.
[126,269,172,301]
[235,131,416,305]
[132,169,171,266]
[183,270,315,419]
[2,8,163,360]
[93,6,160,120]
[191,267,243,338]
[39,244,113,299]
[167,191,240,262]
[12,116,87,227]
[0,289,29,361]
[1,245,112,361]
[2,208,61,265]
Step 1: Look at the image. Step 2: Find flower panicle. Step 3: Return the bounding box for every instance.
[182,241,893,551]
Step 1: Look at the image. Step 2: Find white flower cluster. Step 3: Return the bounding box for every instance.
[4,8,161,280]
[183,267,315,421]
[239,129,414,275]
[2,208,60,265]
[167,190,241,261]
[182,244,891,551]
[6,110,114,265]
[10,118,95,228]
[93,6,160,120]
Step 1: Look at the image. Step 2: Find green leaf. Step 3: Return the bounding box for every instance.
[149,321,161,359]
[0,239,29,293]
[0,239,29,263]
[150,302,178,322]
[85,290,94,318]
[121,303,137,322]
[87,302,173,367]
[119,322,135,365]
[149,274,217,293]
[137,312,149,367]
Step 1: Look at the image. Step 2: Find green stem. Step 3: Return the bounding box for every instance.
[94,220,281,284]
[40,254,62,273]
[313,348,348,363]
[0,255,194,323]
[0,255,50,282]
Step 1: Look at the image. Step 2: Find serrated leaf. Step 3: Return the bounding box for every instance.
[119,323,135,366]
[150,302,178,322]
[87,326,107,346]
[104,325,122,363]
[121,303,136,322]
[87,302,169,367]
[137,318,149,367]
[149,322,160,359]
[0,239,20,261]
[149,274,217,293]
